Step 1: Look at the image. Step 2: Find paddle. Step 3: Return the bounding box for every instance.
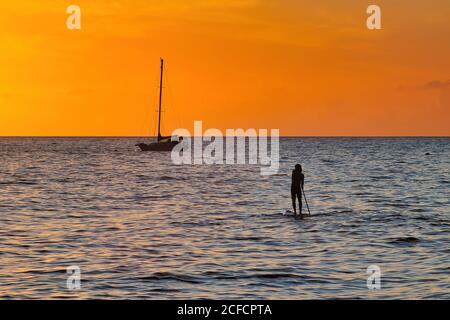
[300,185,311,215]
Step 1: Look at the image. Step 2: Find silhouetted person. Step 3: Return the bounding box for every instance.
[291,164,304,216]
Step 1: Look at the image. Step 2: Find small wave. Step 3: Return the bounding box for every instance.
[231,236,264,241]
[249,273,304,280]
[158,176,187,181]
[412,215,430,220]
[137,272,201,284]
[12,180,39,186]
[370,175,393,180]
[389,237,420,244]
[235,200,257,206]
[133,194,172,201]
[305,209,354,217]
[20,268,66,275]
[410,208,427,213]
[204,271,305,281]
[139,270,307,284]
[171,220,219,227]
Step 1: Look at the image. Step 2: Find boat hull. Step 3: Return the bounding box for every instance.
[136,141,178,152]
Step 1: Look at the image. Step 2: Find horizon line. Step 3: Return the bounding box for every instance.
[0,135,449,138]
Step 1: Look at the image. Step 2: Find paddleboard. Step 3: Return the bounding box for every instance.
[284,210,309,218]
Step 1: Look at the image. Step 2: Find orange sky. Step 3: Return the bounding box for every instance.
[0,0,449,136]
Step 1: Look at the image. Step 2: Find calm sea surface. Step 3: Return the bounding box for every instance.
[0,137,448,299]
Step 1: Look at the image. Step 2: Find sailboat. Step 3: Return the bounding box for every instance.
[136,58,179,152]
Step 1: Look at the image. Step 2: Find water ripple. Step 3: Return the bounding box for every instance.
[0,137,448,299]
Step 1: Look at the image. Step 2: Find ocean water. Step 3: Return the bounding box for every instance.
[0,137,448,299]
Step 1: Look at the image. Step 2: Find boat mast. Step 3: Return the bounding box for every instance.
[157,58,164,141]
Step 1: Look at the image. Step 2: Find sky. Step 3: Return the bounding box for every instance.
[0,0,449,136]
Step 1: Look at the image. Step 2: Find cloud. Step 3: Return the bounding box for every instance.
[398,80,450,91]
[421,80,450,90]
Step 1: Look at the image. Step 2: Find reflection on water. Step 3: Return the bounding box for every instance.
[0,137,449,299]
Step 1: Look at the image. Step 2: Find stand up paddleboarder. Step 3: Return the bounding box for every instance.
[291,164,305,216]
